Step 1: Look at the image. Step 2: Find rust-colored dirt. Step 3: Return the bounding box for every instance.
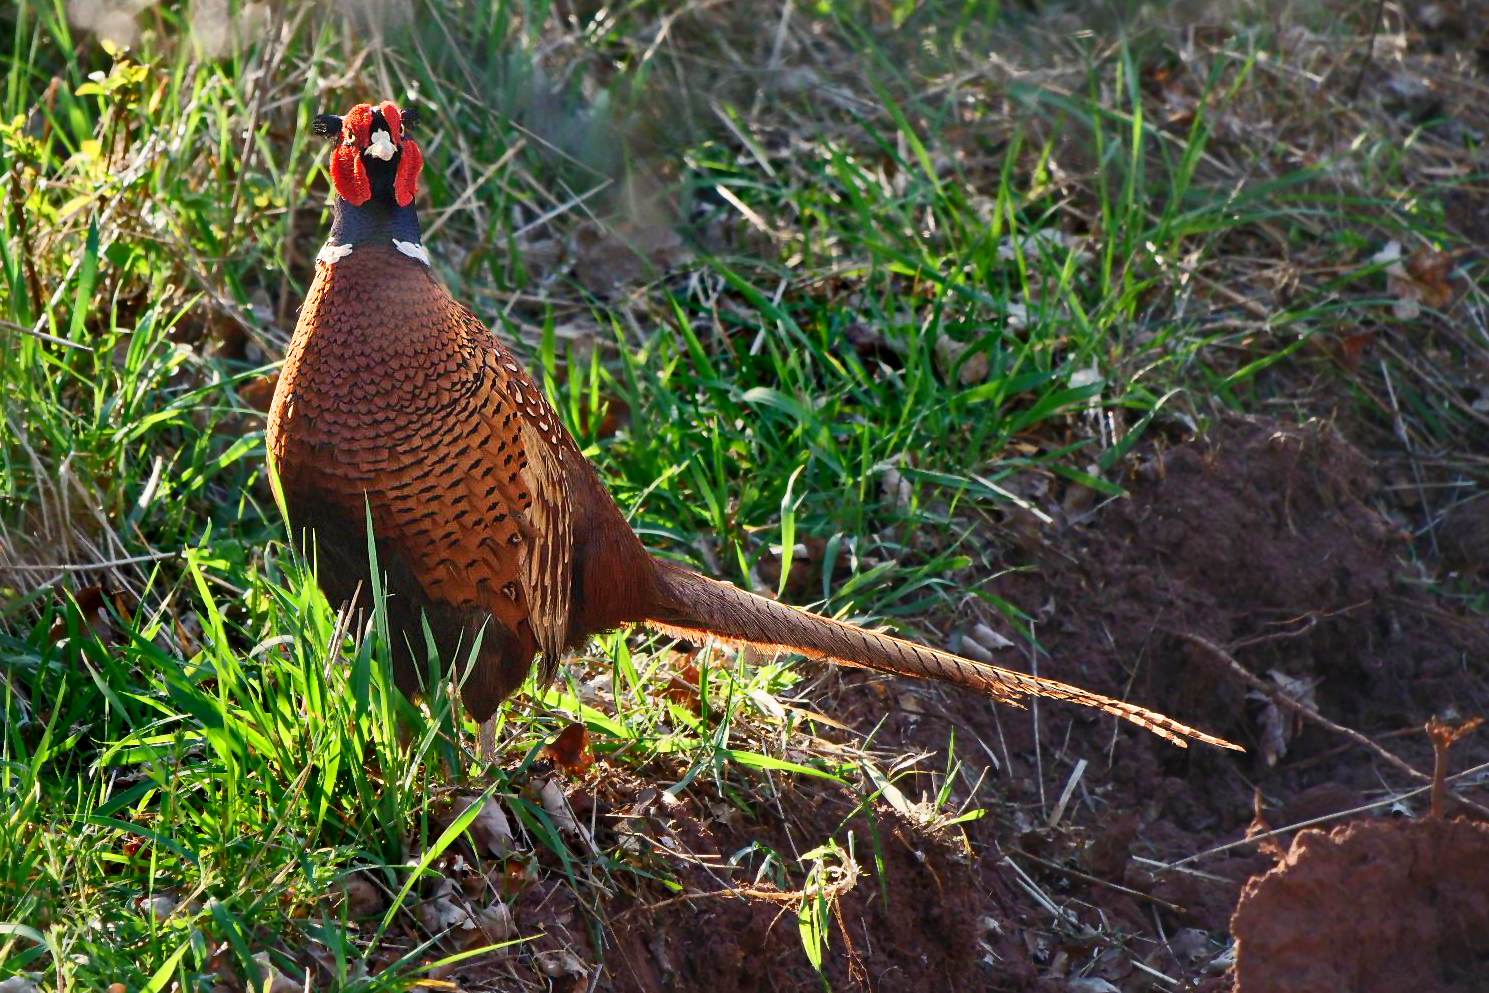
[437,414,1488,991]
[434,765,985,992]
[824,415,1488,986]
[1231,817,1489,993]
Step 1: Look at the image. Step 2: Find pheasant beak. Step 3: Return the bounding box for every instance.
[365,129,396,161]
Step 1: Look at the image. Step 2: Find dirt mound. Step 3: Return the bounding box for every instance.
[1231,817,1489,993]
[1081,416,1483,743]
[848,414,1488,982]
[967,417,1488,833]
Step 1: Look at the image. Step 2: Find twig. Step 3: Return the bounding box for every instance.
[0,317,93,352]
[1178,631,1416,778]
[422,139,527,240]
[1047,758,1087,827]
[509,179,613,241]
[1227,601,1370,652]
[4,550,179,572]
[9,162,45,320]
[1427,716,1484,818]
[1156,759,1489,869]
[1275,726,1420,774]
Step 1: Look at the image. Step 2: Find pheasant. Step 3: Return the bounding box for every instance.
[267,100,1240,757]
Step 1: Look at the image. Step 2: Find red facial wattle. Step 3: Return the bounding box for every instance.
[328,101,422,208]
[330,103,373,205]
[379,101,423,208]
[393,138,423,207]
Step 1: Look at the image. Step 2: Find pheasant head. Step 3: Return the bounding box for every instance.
[310,100,428,266]
[312,101,424,208]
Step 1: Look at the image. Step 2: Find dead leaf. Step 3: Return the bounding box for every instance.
[250,951,304,993]
[957,635,993,663]
[1403,248,1458,308]
[1142,61,1200,130]
[970,623,1014,652]
[1249,670,1318,766]
[997,229,1092,265]
[896,691,927,715]
[578,670,614,706]
[476,901,516,944]
[880,459,913,512]
[450,794,514,858]
[495,855,538,898]
[934,336,990,386]
[1372,240,1460,319]
[49,585,124,643]
[864,763,921,823]
[662,654,702,710]
[540,722,595,776]
[1067,978,1120,993]
[537,778,597,854]
[746,687,787,721]
[1336,329,1375,366]
[335,873,385,917]
[141,894,177,921]
[1168,927,1214,964]
[1023,929,1051,963]
[1069,363,1103,389]
[1006,301,1029,331]
[1205,944,1237,975]
[173,609,203,656]
[534,946,589,978]
[418,876,472,934]
[1251,692,1287,766]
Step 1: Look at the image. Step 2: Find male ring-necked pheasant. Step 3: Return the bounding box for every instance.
[267,100,1239,756]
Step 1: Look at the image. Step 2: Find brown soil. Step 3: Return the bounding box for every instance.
[601,788,983,993]
[822,414,1489,989]
[439,414,1489,992]
[1231,818,1489,993]
[432,764,985,992]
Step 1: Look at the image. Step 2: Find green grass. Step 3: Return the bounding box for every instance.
[2,0,1484,987]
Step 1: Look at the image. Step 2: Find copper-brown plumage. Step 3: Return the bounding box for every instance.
[268,100,1240,753]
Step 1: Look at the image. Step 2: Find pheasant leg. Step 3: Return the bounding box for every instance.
[478,715,499,767]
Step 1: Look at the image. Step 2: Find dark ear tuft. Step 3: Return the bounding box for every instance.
[399,107,419,132]
[311,114,343,138]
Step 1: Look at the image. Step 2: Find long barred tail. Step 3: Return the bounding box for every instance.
[643,560,1241,751]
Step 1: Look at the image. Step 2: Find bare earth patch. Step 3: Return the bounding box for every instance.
[829,414,1488,987]
[433,414,1487,990]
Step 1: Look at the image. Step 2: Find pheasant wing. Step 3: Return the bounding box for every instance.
[472,326,578,682]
